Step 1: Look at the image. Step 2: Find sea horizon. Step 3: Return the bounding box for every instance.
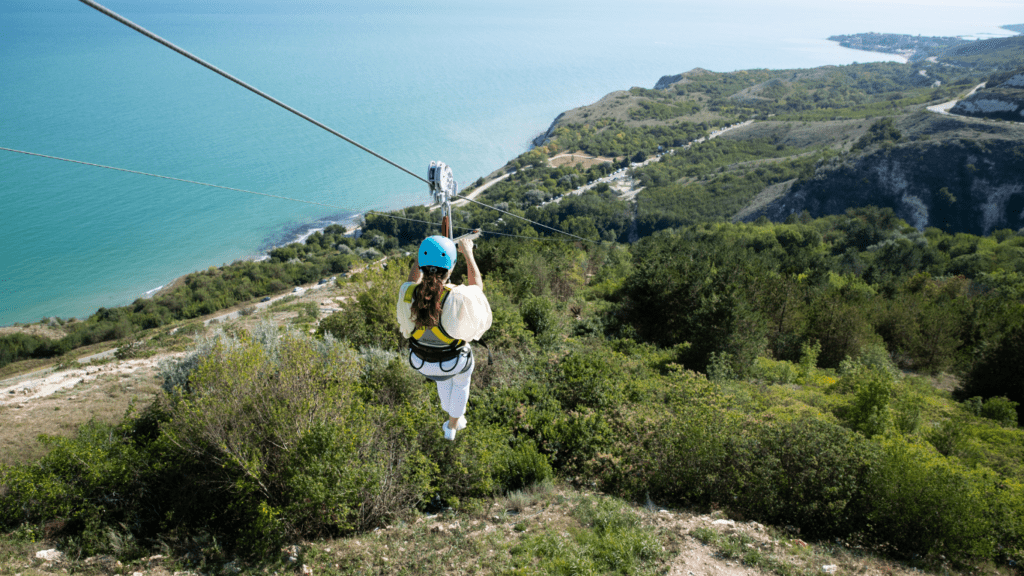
[2,0,1022,326]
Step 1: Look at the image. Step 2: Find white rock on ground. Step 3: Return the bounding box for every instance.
[35,549,63,562]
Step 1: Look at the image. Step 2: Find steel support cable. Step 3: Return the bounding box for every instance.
[75,0,594,245]
[1,146,570,243]
[4,146,393,225]
[476,229,582,242]
[78,0,595,245]
[2,147,350,211]
[364,206,579,243]
[458,196,598,243]
[76,0,428,186]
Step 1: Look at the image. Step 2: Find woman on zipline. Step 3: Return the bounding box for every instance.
[396,235,492,440]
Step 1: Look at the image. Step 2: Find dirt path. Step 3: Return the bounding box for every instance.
[0,267,368,401]
[545,120,755,206]
[451,171,514,208]
[927,82,986,115]
[0,352,183,407]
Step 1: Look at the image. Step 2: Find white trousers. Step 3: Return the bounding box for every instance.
[410,348,474,419]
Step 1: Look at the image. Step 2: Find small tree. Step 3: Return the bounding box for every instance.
[838,360,895,437]
[316,262,405,350]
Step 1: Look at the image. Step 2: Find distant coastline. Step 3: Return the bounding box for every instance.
[142,212,365,302]
[257,212,363,256]
[829,25,1022,62]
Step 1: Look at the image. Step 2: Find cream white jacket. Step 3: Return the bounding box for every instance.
[396,282,492,342]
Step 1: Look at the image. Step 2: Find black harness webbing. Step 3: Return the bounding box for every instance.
[409,346,474,381]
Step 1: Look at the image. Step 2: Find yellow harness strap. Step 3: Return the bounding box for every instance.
[403,284,418,304]
[406,285,462,346]
[411,326,458,345]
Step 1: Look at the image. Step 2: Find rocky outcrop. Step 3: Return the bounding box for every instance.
[654,68,714,90]
[954,98,1021,115]
[1006,73,1024,88]
[950,72,1024,121]
[532,112,565,148]
[744,139,1024,235]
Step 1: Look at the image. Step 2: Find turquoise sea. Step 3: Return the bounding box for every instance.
[2,0,1021,326]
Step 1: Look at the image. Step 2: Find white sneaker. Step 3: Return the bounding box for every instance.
[455,416,467,431]
[442,421,457,441]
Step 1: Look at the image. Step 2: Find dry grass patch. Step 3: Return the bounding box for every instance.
[718,119,868,149]
[0,482,983,576]
[292,483,666,576]
[0,358,167,466]
[0,324,68,340]
[928,372,960,393]
[549,152,618,169]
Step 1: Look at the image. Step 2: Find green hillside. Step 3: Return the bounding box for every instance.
[939,34,1024,71]
[5,212,1024,572]
[3,32,1024,576]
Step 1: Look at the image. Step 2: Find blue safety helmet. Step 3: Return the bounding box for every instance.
[418,235,457,270]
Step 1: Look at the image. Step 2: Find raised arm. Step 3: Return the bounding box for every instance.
[408,257,422,283]
[458,238,483,290]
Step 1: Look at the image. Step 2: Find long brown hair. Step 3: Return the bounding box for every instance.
[411,266,447,328]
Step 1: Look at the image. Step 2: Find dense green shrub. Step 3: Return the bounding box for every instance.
[866,434,1024,563]
[316,261,406,350]
[611,403,874,537]
[853,117,902,150]
[802,281,880,369]
[836,361,896,437]
[357,348,429,407]
[475,239,586,302]
[479,282,534,349]
[499,440,553,492]
[714,413,875,536]
[0,417,161,557]
[427,423,512,506]
[0,332,67,369]
[980,396,1020,428]
[161,330,389,548]
[596,369,728,504]
[156,328,231,395]
[520,295,561,347]
[1,326,526,557]
[621,230,770,372]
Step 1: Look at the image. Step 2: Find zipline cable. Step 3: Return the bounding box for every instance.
[367,210,584,243]
[1,147,586,243]
[458,196,598,243]
[76,0,428,186]
[41,0,600,245]
[1,147,349,212]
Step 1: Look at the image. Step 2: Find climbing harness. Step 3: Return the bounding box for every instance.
[405,284,470,366]
[411,347,474,382]
[410,346,475,381]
